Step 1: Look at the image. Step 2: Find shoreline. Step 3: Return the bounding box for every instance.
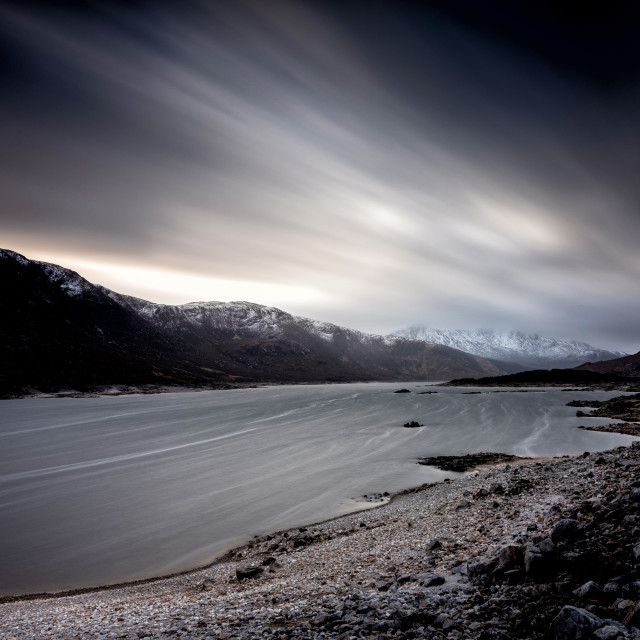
[2,378,636,402]
[3,392,640,638]
[4,443,640,639]
[0,453,559,605]
[2,390,637,598]
[0,493,396,605]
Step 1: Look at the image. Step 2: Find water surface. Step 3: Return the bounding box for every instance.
[0,382,634,596]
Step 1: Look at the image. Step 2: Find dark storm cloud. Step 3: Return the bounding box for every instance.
[1,0,639,352]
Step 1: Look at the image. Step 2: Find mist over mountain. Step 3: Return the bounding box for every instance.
[0,249,523,394]
[393,326,626,370]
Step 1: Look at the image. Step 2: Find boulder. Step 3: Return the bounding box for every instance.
[494,544,524,573]
[622,581,640,600]
[200,578,214,591]
[550,606,604,640]
[574,581,605,602]
[594,625,625,640]
[525,546,543,576]
[420,573,446,587]
[551,519,583,544]
[468,557,498,578]
[539,537,556,554]
[236,564,265,581]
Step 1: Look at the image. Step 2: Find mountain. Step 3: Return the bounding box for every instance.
[0,249,523,394]
[0,249,218,393]
[446,351,640,387]
[574,351,640,377]
[392,327,626,369]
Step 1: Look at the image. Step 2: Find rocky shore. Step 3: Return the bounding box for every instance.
[417,452,523,472]
[2,436,640,640]
[572,393,640,437]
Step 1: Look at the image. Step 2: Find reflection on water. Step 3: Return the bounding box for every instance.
[0,382,634,596]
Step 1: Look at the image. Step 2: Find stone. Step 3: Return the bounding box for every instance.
[420,573,446,587]
[200,578,214,591]
[551,519,583,544]
[622,581,640,600]
[375,581,392,591]
[625,602,640,628]
[494,544,524,572]
[574,581,605,602]
[468,558,497,577]
[538,537,556,554]
[594,625,625,640]
[525,546,543,575]
[550,606,604,640]
[451,563,468,575]
[235,564,265,581]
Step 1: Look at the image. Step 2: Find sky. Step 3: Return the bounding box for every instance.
[1,1,639,352]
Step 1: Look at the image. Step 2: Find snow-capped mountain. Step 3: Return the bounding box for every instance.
[0,249,523,394]
[0,248,97,298]
[106,292,397,346]
[392,327,626,369]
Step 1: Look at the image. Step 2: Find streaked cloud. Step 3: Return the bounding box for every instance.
[1,1,638,352]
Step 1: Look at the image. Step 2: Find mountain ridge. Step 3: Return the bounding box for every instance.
[0,249,524,394]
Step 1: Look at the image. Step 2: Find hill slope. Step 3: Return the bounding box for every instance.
[446,350,640,388]
[574,351,640,377]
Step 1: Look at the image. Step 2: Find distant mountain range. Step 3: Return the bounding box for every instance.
[393,327,626,369]
[0,249,524,394]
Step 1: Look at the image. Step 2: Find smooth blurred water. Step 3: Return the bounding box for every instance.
[0,382,635,596]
